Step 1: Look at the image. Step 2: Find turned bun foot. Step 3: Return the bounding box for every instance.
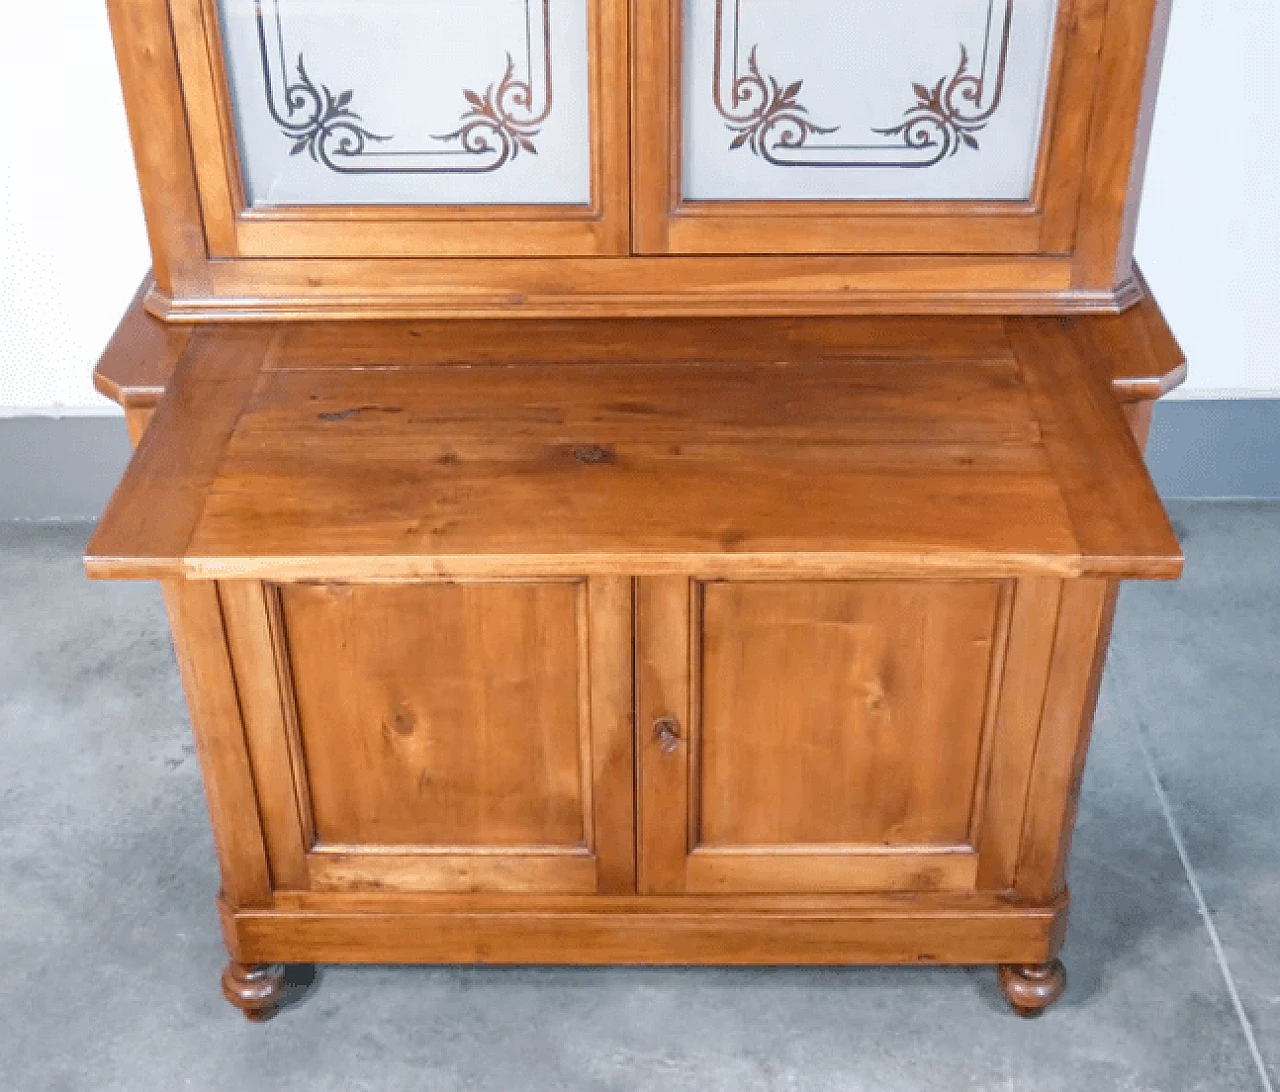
[998,959,1067,1017]
[221,960,286,1022]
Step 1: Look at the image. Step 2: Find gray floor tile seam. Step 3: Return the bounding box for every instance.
[1132,718,1276,1092]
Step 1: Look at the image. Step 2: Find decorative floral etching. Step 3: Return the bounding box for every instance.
[435,53,552,169]
[713,0,1014,168]
[271,56,391,170]
[249,0,553,174]
[718,46,838,158]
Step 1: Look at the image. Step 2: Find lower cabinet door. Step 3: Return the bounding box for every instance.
[636,576,1061,896]
[220,577,635,895]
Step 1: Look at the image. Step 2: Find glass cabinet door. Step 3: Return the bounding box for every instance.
[634,0,1100,256]
[685,0,1057,201]
[171,0,628,257]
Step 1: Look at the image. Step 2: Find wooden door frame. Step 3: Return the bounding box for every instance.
[216,576,637,896]
[108,0,1168,315]
[632,0,1110,256]
[161,573,1067,969]
[636,575,997,895]
[167,0,631,258]
[635,573,1113,898]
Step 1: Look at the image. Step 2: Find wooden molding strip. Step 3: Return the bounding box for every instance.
[145,274,1144,323]
[226,893,1068,965]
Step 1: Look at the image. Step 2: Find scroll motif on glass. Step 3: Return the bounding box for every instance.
[683,0,1061,201]
[216,0,592,206]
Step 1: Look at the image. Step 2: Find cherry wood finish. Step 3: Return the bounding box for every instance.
[97,270,1185,447]
[281,582,588,851]
[225,892,1069,967]
[142,257,1145,322]
[219,576,637,896]
[166,0,631,260]
[632,0,1093,257]
[103,0,1172,318]
[88,301,1181,1020]
[698,581,1000,848]
[92,0,1180,1021]
[638,578,1004,895]
[87,318,1179,583]
[94,280,195,446]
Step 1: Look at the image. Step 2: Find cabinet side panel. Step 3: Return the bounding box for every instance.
[1122,400,1154,453]
[162,580,272,906]
[219,580,312,890]
[973,576,1063,890]
[125,409,156,449]
[1014,577,1116,898]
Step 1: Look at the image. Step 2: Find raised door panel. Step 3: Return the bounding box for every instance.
[285,582,586,849]
[700,582,1000,846]
[170,0,629,256]
[633,0,1105,255]
[222,577,635,894]
[637,577,1023,894]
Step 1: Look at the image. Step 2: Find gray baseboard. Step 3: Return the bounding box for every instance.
[0,417,134,521]
[0,400,1276,520]
[1145,399,1280,500]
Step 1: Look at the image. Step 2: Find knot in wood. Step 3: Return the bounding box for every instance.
[572,444,615,465]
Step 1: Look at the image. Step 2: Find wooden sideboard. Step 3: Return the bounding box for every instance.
[89,0,1182,1020]
[90,284,1182,1019]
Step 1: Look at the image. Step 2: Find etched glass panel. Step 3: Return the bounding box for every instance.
[682,0,1060,201]
[216,0,592,206]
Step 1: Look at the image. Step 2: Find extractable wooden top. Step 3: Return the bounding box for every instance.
[86,315,1182,582]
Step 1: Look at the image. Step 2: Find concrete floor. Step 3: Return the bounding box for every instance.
[0,502,1275,1092]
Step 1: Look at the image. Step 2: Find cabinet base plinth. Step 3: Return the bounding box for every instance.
[221,894,1068,970]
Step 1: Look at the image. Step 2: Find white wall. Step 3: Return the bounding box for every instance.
[1135,0,1280,398]
[0,0,1276,412]
[0,1,151,415]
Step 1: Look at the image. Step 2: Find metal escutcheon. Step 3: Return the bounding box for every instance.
[653,715,682,754]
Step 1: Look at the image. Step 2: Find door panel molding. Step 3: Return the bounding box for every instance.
[224,576,635,895]
[685,846,979,895]
[168,0,630,256]
[307,848,599,895]
[632,0,1102,256]
[638,575,1022,895]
